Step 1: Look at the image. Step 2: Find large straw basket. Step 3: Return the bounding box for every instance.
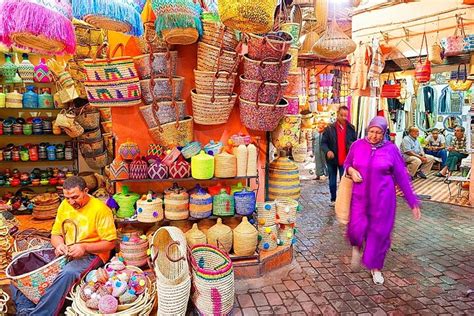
[133,51,178,80]
[83,44,141,108]
[197,42,239,72]
[258,225,278,251]
[191,89,237,125]
[120,237,149,267]
[162,27,199,45]
[202,20,239,51]
[148,116,194,148]
[185,223,207,248]
[75,106,100,130]
[79,137,104,156]
[190,244,234,316]
[150,226,191,316]
[257,201,276,227]
[12,229,51,255]
[139,100,187,128]
[239,97,288,132]
[83,150,109,169]
[207,218,233,253]
[218,0,276,33]
[194,70,237,96]
[233,217,258,256]
[136,195,164,223]
[275,198,299,224]
[215,151,237,178]
[268,155,300,200]
[240,76,288,104]
[140,77,185,104]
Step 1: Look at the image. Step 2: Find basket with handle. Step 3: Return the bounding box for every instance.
[194,69,237,96]
[75,105,100,130]
[6,219,77,304]
[83,43,141,108]
[12,228,52,255]
[189,244,235,316]
[202,20,239,51]
[197,42,239,72]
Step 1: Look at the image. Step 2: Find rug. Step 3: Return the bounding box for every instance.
[397,170,471,208]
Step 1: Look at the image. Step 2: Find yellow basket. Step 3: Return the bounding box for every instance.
[218,0,277,34]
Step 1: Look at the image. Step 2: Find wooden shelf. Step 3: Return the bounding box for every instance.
[0,159,74,164]
[0,108,61,112]
[0,184,60,189]
[1,134,70,138]
[114,214,253,225]
[111,176,257,184]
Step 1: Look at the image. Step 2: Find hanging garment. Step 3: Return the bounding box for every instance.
[348,44,371,91]
[368,40,385,88]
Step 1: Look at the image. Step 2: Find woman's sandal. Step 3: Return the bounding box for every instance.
[371,270,384,285]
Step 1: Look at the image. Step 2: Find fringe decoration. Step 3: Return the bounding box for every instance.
[152,0,203,37]
[72,0,144,36]
[0,0,76,55]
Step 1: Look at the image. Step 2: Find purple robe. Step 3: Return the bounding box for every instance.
[344,139,419,270]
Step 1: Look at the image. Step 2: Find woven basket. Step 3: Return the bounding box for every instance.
[190,244,234,316]
[191,89,237,125]
[185,223,207,248]
[243,54,292,82]
[197,42,239,72]
[109,159,129,180]
[78,127,101,141]
[212,190,235,217]
[148,116,194,148]
[218,0,276,33]
[275,197,298,224]
[120,237,149,267]
[233,217,258,256]
[257,201,276,227]
[83,44,141,108]
[63,123,84,138]
[140,77,185,104]
[258,225,278,251]
[278,223,296,246]
[78,171,98,191]
[240,76,288,104]
[84,150,108,169]
[75,106,100,130]
[162,28,199,45]
[189,189,213,219]
[150,226,190,316]
[215,151,237,178]
[133,51,178,80]
[12,229,51,255]
[202,20,239,51]
[32,203,60,220]
[292,139,307,163]
[234,189,256,216]
[247,32,293,60]
[194,70,237,96]
[79,137,104,156]
[137,21,169,54]
[136,194,164,223]
[207,218,233,253]
[239,97,288,132]
[164,185,190,221]
[181,141,202,159]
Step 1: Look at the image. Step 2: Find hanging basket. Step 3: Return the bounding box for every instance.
[243,54,292,82]
[202,20,239,52]
[133,51,178,80]
[312,19,356,60]
[148,116,194,148]
[0,0,76,55]
[139,100,187,128]
[83,150,109,169]
[247,32,293,60]
[194,70,237,96]
[240,76,288,104]
[218,0,277,33]
[75,105,100,130]
[191,89,237,125]
[140,77,185,104]
[197,42,239,72]
[239,97,288,132]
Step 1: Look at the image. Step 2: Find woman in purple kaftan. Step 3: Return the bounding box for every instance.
[344,116,421,285]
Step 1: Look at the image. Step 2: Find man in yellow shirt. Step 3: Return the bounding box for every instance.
[11,176,117,316]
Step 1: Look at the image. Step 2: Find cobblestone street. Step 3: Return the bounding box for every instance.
[234,180,474,315]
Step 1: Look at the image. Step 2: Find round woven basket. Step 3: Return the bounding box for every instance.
[120,238,149,267]
[258,225,278,251]
[191,89,237,125]
[275,197,298,224]
[257,201,276,227]
[215,151,237,178]
[136,196,164,223]
[233,217,258,256]
[202,20,238,51]
[164,195,190,221]
[84,15,132,33]
[207,218,232,253]
[140,77,185,104]
[185,223,207,248]
[197,42,239,72]
[162,28,199,45]
[278,223,296,246]
[194,69,237,96]
[79,137,104,157]
[11,33,65,55]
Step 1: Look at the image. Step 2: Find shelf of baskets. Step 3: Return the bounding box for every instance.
[0,134,70,138]
[0,183,61,190]
[110,176,258,183]
[0,159,74,164]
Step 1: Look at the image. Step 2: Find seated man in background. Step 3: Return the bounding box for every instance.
[11,176,117,316]
[437,126,468,178]
[400,126,435,179]
[424,128,447,168]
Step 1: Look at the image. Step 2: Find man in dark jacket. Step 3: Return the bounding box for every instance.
[321,106,357,205]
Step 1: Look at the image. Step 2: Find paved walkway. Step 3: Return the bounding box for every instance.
[234,180,474,315]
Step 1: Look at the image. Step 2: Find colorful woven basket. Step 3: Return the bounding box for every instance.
[268,155,300,200]
[213,189,235,217]
[191,150,215,180]
[0,0,76,55]
[203,140,223,156]
[191,89,237,126]
[218,0,276,33]
[170,156,191,179]
[278,223,296,246]
[256,201,276,227]
[129,159,148,180]
[120,234,149,267]
[190,244,234,316]
[234,188,256,216]
[258,224,278,251]
[239,97,288,132]
[189,188,213,219]
[133,51,178,80]
[201,20,239,52]
[148,116,194,148]
[83,43,142,108]
[181,141,202,159]
[109,159,130,180]
[147,161,169,180]
[136,193,164,223]
[164,183,190,220]
[275,197,299,224]
[119,140,140,162]
[140,101,187,128]
[72,0,144,36]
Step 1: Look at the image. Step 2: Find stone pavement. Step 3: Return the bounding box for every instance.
[234,180,474,315]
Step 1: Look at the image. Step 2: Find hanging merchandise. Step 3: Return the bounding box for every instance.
[140,77,185,103]
[134,51,178,80]
[218,0,277,33]
[240,98,289,132]
[149,116,194,148]
[441,16,468,57]
[271,114,302,150]
[189,187,213,219]
[152,0,203,45]
[0,0,75,55]
[191,150,215,180]
[197,42,239,72]
[247,32,293,61]
[311,19,356,60]
[164,183,189,220]
[191,89,237,126]
[380,73,401,98]
[243,55,292,82]
[194,70,237,96]
[140,100,187,128]
[415,32,431,83]
[268,152,301,200]
[201,18,239,52]
[240,78,288,104]
[137,21,168,54]
[119,141,140,162]
[83,150,108,169]
[73,19,105,59]
[449,64,473,91]
[83,43,142,108]
[136,192,164,223]
[429,19,444,64]
[72,0,144,36]
[207,218,233,253]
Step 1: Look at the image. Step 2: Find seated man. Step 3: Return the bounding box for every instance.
[424,128,448,168]
[11,176,117,316]
[437,126,468,178]
[400,126,435,179]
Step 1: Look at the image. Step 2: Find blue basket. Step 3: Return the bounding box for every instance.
[234,189,256,216]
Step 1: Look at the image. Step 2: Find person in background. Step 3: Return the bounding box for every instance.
[424,128,447,168]
[313,120,328,180]
[437,126,468,178]
[11,176,117,316]
[345,116,421,285]
[321,106,357,206]
[400,126,435,179]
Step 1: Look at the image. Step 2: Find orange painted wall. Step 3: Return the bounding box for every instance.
[108,34,268,200]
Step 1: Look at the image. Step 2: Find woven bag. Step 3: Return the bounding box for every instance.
[140,77,185,104]
[240,76,288,104]
[202,20,239,51]
[133,51,178,80]
[83,43,142,108]
[83,150,108,169]
[239,97,288,132]
[63,122,84,138]
[415,33,432,83]
[194,70,237,96]
[218,0,276,33]
[197,42,239,72]
[78,127,101,141]
[139,100,187,128]
[335,174,352,225]
[247,32,293,61]
[441,16,468,57]
[75,105,100,130]
[191,89,237,126]
[79,137,104,156]
[148,116,194,148]
[275,197,299,224]
[152,0,202,45]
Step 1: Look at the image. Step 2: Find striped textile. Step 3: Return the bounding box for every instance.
[397,171,470,207]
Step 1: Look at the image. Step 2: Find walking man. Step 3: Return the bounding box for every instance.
[321,106,357,206]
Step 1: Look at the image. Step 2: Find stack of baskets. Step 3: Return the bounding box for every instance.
[31,193,60,220]
[0,220,11,270]
[257,201,278,251]
[150,226,191,316]
[119,233,149,267]
[191,13,239,125]
[239,31,293,131]
[275,198,300,246]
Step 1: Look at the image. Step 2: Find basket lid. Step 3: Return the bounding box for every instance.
[269,156,298,171]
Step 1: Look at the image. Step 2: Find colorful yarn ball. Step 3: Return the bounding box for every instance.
[119,291,137,304]
[98,295,118,314]
[86,298,99,310]
[112,281,127,297]
[85,270,97,283]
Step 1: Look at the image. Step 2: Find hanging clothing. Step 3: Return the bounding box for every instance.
[344,139,419,270]
[312,130,327,177]
[348,44,371,91]
[368,40,385,88]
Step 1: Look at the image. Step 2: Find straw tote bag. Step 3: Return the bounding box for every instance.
[335,174,353,225]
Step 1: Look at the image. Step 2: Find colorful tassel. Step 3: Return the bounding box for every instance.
[72,0,144,36]
[152,0,203,37]
[0,0,76,55]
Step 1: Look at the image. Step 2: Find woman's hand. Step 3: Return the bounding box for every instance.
[412,206,421,220]
[348,167,363,183]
